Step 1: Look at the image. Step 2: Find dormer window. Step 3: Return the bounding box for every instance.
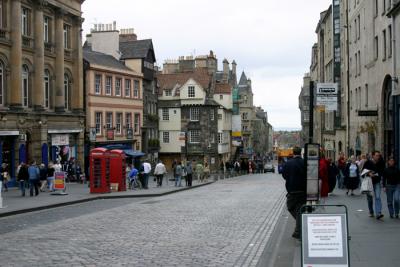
[188,86,195,98]
[164,89,172,96]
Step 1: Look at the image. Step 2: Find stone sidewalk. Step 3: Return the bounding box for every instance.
[0,174,218,217]
[267,187,400,267]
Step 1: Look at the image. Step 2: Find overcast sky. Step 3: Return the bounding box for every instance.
[82,0,332,130]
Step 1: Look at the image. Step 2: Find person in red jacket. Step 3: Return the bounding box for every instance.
[319,151,330,203]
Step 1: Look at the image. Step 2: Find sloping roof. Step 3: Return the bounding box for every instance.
[215,83,232,94]
[83,48,133,72]
[119,39,155,60]
[157,68,213,95]
[239,71,248,85]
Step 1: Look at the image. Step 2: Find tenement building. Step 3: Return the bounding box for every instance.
[0,0,85,181]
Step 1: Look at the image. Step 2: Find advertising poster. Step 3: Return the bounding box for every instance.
[54,172,66,190]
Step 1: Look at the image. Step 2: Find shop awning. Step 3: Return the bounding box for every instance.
[123,149,145,158]
[48,129,83,134]
[102,144,144,158]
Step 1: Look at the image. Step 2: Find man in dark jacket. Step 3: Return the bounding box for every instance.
[382,157,400,218]
[282,146,306,239]
[363,151,385,219]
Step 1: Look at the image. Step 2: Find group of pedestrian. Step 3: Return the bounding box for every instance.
[15,161,58,197]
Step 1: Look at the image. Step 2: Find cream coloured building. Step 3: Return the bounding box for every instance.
[0,0,85,181]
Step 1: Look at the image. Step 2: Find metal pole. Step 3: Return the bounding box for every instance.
[346,0,351,156]
[309,81,314,143]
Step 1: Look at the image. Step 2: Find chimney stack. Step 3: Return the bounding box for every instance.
[231,60,237,75]
[223,58,229,82]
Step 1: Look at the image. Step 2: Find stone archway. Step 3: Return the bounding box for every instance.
[383,75,394,159]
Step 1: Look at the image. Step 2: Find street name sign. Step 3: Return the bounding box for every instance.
[302,213,349,267]
[316,83,338,111]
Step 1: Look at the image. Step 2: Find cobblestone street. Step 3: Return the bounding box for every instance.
[0,174,285,267]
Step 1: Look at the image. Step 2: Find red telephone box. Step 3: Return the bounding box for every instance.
[109,149,127,191]
[89,148,111,194]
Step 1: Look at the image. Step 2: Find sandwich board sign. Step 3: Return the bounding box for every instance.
[302,213,349,267]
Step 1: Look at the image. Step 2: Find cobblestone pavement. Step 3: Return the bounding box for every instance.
[0,173,285,267]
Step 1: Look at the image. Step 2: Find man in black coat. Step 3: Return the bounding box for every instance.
[282,146,306,239]
[363,151,385,219]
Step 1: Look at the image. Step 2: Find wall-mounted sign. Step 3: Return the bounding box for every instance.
[126,128,133,140]
[106,129,114,140]
[51,134,69,146]
[89,128,96,142]
[316,83,338,111]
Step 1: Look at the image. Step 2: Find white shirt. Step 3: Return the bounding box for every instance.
[143,162,152,174]
[154,163,166,175]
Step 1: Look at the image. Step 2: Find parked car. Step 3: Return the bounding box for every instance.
[264,162,275,173]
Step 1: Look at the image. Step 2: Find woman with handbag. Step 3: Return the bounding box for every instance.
[344,156,360,196]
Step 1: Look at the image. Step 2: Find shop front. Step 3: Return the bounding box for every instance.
[48,129,83,169]
[0,131,19,184]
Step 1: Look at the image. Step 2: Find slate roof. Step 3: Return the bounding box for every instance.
[83,48,133,72]
[119,39,155,60]
[157,68,213,95]
[239,71,248,85]
[215,83,232,94]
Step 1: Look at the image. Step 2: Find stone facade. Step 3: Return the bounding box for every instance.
[0,0,85,180]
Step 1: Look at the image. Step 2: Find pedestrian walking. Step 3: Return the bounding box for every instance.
[17,162,29,196]
[0,163,9,192]
[174,161,183,187]
[382,157,400,218]
[203,162,210,182]
[186,161,193,187]
[319,152,330,204]
[327,158,338,193]
[28,161,40,196]
[154,160,167,187]
[195,162,204,182]
[363,151,385,219]
[282,147,306,240]
[344,156,360,196]
[39,163,48,192]
[337,153,346,189]
[47,161,55,192]
[142,160,151,189]
[234,160,241,175]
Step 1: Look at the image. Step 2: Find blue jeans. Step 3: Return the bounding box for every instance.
[175,175,182,187]
[47,177,55,191]
[386,184,400,216]
[367,183,382,215]
[19,181,26,196]
[142,173,149,189]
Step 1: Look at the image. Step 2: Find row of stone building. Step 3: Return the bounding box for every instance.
[0,0,273,180]
[299,0,400,163]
